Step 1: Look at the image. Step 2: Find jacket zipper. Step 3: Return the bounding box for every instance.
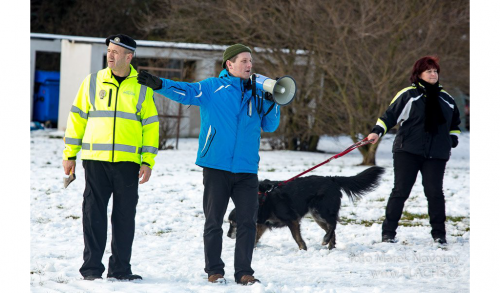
[103,81,119,162]
[231,83,246,171]
[112,86,120,162]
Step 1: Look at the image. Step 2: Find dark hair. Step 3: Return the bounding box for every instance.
[410,56,440,84]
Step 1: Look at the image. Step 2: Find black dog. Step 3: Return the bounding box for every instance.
[227,166,384,250]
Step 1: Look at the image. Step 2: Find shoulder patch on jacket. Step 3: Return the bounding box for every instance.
[390,86,415,105]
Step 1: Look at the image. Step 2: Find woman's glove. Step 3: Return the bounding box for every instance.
[451,135,459,148]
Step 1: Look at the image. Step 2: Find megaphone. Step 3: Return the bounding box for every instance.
[253,74,297,106]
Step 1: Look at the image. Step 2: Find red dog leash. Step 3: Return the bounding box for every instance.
[259,138,374,204]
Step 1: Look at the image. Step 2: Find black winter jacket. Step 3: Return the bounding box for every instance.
[371,83,461,160]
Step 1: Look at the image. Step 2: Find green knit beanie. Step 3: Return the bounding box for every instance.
[222,44,252,69]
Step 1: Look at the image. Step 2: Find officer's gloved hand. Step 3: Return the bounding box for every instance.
[138,71,162,90]
[451,135,459,148]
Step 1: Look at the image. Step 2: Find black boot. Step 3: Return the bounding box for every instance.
[382,235,396,243]
[108,274,142,280]
[433,237,447,245]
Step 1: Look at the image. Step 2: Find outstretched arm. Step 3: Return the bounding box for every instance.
[138,71,209,106]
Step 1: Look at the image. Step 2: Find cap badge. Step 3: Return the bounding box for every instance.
[114,37,120,43]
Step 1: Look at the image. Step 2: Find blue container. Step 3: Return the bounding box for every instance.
[33,70,60,124]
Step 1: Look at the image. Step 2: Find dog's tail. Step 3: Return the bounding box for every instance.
[334,166,385,201]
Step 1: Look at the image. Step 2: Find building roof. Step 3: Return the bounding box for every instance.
[30,33,307,55]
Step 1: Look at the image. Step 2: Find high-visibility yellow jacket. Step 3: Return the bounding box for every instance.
[63,65,159,168]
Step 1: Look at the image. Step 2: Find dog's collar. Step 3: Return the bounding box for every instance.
[258,185,277,205]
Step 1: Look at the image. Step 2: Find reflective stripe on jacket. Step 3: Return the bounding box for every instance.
[63,65,159,168]
[154,69,280,174]
[372,83,461,160]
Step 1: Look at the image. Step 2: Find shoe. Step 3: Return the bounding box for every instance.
[237,275,260,285]
[108,274,142,281]
[382,235,396,243]
[83,275,102,281]
[434,237,447,245]
[208,274,226,284]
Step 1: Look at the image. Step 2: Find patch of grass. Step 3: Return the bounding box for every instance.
[446,215,468,222]
[267,168,276,172]
[66,215,80,220]
[154,228,172,236]
[401,211,428,221]
[399,221,424,227]
[374,197,386,202]
[56,205,64,209]
[339,217,382,227]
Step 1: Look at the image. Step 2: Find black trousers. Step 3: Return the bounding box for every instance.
[382,152,447,239]
[202,167,259,282]
[79,160,140,278]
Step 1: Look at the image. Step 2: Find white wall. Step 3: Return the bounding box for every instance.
[58,40,93,131]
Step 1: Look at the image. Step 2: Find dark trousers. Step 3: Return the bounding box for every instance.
[382,152,447,239]
[202,167,259,282]
[79,160,140,278]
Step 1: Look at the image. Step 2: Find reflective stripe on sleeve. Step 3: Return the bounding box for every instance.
[65,137,82,145]
[142,115,159,126]
[70,105,88,119]
[376,119,387,135]
[142,146,158,154]
[136,85,148,114]
[89,73,97,110]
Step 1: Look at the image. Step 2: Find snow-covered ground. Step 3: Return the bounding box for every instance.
[30,131,470,292]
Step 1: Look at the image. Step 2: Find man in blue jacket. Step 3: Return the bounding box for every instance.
[138,44,281,285]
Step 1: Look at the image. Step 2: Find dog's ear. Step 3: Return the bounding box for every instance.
[259,179,273,192]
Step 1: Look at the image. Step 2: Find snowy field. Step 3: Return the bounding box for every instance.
[30,130,470,293]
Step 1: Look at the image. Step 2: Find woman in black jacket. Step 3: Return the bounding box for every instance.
[367,56,461,244]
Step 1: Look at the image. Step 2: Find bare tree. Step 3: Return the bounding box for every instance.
[309,0,469,164]
[136,0,469,163]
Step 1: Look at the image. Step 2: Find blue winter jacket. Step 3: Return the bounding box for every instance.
[154,69,281,174]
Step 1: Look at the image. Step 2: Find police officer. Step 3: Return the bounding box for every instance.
[138,44,281,285]
[62,34,159,281]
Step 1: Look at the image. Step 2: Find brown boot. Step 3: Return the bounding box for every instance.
[208,274,226,284]
[237,275,260,285]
